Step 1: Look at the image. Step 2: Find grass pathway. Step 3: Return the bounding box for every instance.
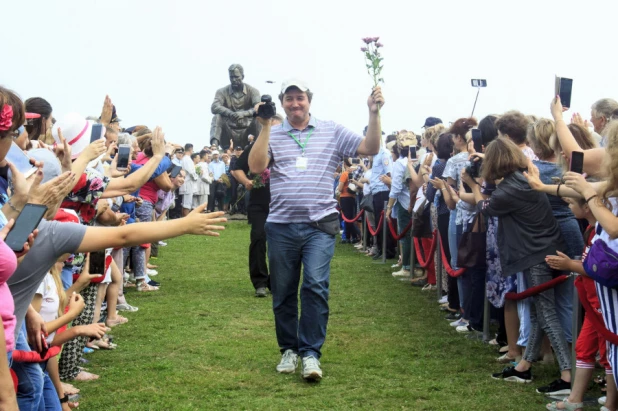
[79,221,592,410]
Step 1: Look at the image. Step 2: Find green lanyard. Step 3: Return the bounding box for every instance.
[286,128,314,156]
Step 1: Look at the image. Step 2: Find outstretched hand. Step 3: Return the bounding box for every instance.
[186,206,227,236]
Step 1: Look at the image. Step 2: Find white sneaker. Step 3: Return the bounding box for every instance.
[158,241,167,246]
[301,356,322,381]
[146,269,158,276]
[450,318,467,327]
[276,349,298,374]
[117,303,139,312]
[599,396,606,406]
[456,325,471,333]
[392,269,411,278]
[438,295,448,304]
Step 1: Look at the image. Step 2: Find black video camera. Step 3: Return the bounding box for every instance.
[255,95,276,119]
[465,159,482,179]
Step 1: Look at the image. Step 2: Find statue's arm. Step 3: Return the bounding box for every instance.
[211,89,234,117]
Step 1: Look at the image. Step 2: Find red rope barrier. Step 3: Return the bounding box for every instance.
[575,277,618,346]
[341,209,364,223]
[504,275,569,301]
[387,217,413,241]
[414,230,438,269]
[438,233,466,277]
[367,211,384,237]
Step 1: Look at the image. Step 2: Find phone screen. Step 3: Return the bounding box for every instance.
[89,250,106,274]
[6,142,35,178]
[90,124,103,143]
[570,151,584,174]
[559,78,573,109]
[5,203,47,252]
[170,165,182,178]
[351,158,361,164]
[116,144,130,170]
[471,129,483,153]
[409,146,417,160]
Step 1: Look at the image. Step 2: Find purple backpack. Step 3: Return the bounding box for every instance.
[584,227,618,288]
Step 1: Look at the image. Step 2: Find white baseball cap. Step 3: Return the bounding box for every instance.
[280,79,309,94]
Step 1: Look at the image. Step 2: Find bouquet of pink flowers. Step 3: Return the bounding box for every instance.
[360,37,384,87]
[252,168,270,189]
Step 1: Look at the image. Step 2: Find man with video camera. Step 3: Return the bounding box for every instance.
[248,79,384,382]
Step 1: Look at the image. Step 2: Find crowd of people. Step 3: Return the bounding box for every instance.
[3,75,618,411]
[0,88,227,410]
[335,97,618,410]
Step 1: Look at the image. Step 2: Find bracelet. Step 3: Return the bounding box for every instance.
[585,194,598,204]
[7,198,22,213]
[60,395,69,404]
[557,182,562,197]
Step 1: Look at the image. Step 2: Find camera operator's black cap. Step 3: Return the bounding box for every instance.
[422,117,442,128]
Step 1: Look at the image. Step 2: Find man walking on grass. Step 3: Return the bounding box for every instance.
[248,79,384,381]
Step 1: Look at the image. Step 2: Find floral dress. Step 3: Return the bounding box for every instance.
[485,217,516,308]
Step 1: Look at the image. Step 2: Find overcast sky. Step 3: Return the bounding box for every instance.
[4,0,618,148]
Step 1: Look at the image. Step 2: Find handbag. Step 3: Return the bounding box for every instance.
[215,181,226,197]
[412,202,432,238]
[347,183,358,194]
[360,193,374,213]
[584,236,618,288]
[457,213,487,268]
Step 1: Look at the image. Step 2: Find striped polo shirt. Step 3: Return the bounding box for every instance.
[267,116,363,223]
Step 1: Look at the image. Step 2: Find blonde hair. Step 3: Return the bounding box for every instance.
[423,124,446,149]
[601,120,618,202]
[527,118,556,160]
[49,265,67,317]
[549,123,597,172]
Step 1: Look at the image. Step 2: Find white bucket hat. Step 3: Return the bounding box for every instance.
[52,112,105,167]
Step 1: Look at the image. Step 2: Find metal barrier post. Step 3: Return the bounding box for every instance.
[571,270,582,384]
[381,201,387,264]
[482,282,491,342]
[436,233,443,300]
[361,213,367,251]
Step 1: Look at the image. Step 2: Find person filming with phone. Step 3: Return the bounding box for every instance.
[248,79,384,381]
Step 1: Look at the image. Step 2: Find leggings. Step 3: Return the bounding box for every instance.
[340,197,360,241]
[438,212,459,310]
[58,283,97,380]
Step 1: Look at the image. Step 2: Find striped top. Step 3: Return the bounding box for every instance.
[267,116,363,223]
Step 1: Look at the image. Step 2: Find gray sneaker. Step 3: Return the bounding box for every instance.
[276,349,299,374]
[301,356,322,381]
[255,287,268,298]
[117,303,139,312]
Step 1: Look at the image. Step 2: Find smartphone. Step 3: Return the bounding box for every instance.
[39,332,49,358]
[5,203,47,252]
[351,158,361,165]
[88,250,106,274]
[170,165,182,178]
[6,142,36,179]
[555,76,573,109]
[409,146,417,160]
[471,129,483,153]
[570,151,584,174]
[90,123,104,143]
[116,144,130,170]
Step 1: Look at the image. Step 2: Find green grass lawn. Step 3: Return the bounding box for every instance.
[78,221,601,410]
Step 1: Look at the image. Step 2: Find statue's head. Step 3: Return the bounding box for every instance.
[228,64,245,89]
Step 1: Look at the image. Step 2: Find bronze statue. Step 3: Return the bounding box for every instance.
[210,64,262,150]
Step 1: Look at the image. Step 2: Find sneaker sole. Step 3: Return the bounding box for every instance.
[537,388,571,396]
[302,371,322,381]
[276,368,297,374]
[491,375,532,383]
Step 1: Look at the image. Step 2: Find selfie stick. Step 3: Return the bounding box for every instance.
[470,79,487,118]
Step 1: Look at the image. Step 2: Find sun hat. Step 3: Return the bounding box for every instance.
[52,112,105,167]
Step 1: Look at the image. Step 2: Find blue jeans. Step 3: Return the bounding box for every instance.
[41,368,61,411]
[265,222,335,359]
[516,272,531,347]
[12,324,44,411]
[395,203,412,270]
